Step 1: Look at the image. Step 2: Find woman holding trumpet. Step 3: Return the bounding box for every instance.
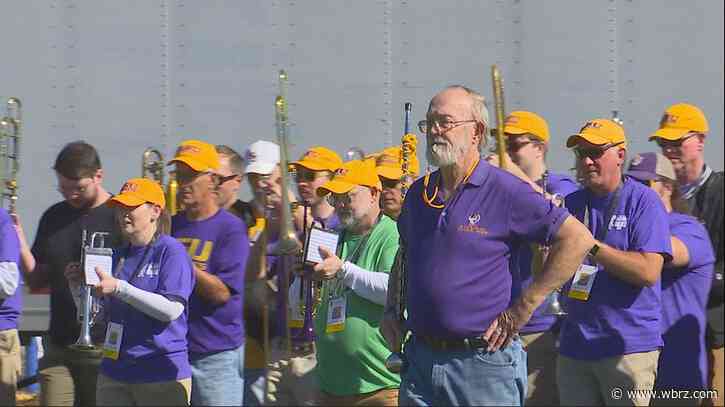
[65,178,195,406]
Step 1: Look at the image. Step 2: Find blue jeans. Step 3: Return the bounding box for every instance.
[399,336,527,406]
[243,368,266,406]
[190,344,245,406]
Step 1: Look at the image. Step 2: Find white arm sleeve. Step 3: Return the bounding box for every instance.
[0,262,19,299]
[114,280,184,322]
[340,261,389,306]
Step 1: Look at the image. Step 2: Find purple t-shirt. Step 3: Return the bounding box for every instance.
[656,212,714,390]
[0,208,21,330]
[100,234,195,383]
[172,209,249,354]
[518,172,579,334]
[560,176,673,360]
[398,161,569,338]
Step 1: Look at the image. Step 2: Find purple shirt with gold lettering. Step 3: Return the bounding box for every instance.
[172,209,248,354]
[560,177,672,360]
[398,161,569,338]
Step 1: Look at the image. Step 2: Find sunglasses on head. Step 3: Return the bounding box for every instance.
[574,142,624,160]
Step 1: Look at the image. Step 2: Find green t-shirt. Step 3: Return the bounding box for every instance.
[314,215,401,395]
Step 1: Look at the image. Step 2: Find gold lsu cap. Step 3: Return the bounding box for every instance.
[503,111,550,143]
[168,139,220,172]
[109,178,166,208]
[649,103,709,141]
[316,158,382,196]
[566,119,627,149]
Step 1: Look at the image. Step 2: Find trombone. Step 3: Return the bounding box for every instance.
[141,147,179,215]
[0,97,21,214]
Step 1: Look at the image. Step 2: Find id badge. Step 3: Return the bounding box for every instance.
[288,277,304,329]
[568,264,598,301]
[325,296,347,334]
[102,322,124,360]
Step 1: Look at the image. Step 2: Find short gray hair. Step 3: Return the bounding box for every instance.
[432,85,491,152]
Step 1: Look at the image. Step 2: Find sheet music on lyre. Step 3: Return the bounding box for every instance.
[304,226,340,264]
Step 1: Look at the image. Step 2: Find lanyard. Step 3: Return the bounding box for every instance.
[116,240,156,287]
[328,214,382,299]
[584,182,623,243]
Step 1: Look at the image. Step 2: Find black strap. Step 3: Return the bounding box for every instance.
[585,182,623,243]
[340,213,382,265]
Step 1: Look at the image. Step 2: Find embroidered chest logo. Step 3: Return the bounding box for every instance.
[608,215,627,231]
[139,263,159,278]
[458,212,488,235]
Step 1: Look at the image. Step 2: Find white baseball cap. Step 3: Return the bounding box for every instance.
[244,140,280,175]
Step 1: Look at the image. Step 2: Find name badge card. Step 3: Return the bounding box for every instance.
[568,264,598,301]
[304,227,340,265]
[287,277,304,329]
[102,322,124,360]
[325,297,346,334]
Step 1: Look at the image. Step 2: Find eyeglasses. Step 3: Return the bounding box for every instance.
[57,184,89,195]
[380,178,401,189]
[176,170,211,184]
[574,142,624,161]
[506,139,539,153]
[57,179,93,196]
[326,192,352,207]
[294,168,328,183]
[417,118,478,134]
[655,133,699,149]
[217,174,240,185]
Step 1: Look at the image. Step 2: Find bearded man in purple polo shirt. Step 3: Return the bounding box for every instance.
[560,120,673,406]
[381,85,595,406]
[169,140,249,406]
[626,152,714,406]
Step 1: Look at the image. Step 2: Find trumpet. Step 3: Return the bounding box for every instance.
[539,171,567,316]
[0,98,21,214]
[141,147,179,215]
[71,230,110,352]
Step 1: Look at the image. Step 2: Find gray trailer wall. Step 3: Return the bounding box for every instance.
[2,0,723,245]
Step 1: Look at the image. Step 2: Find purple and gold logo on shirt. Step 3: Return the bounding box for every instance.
[458,212,488,236]
[178,237,214,272]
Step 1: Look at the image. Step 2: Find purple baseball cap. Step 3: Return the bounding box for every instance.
[626,152,676,182]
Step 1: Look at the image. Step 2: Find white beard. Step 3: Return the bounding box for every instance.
[426,137,469,168]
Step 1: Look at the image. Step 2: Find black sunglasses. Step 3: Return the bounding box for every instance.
[381,178,401,189]
[574,142,624,161]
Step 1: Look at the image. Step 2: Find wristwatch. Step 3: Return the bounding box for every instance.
[588,243,600,259]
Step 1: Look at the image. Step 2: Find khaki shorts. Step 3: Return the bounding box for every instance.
[96,373,191,406]
[0,329,21,407]
[39,340,102,406]
[558,350,659,406]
